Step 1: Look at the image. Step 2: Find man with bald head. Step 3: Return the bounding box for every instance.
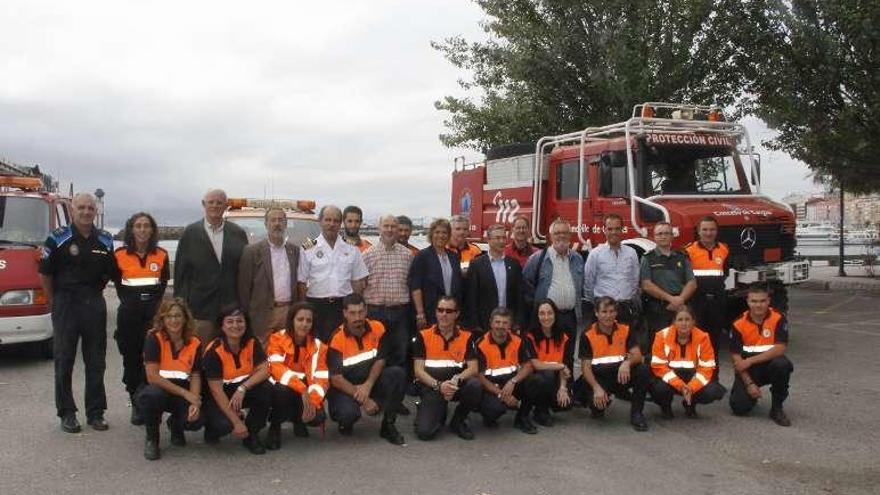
[297,205,369,342]
[40,193,117,433]
[174,189,248,343]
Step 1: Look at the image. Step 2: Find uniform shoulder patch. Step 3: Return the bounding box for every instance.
[301,237,317,250]
[343,235,358,246]
[50,226,73,246]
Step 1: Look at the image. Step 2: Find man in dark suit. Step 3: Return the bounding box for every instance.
[466,223,522,334]
[174,189,248,343]
[238,207,300,344]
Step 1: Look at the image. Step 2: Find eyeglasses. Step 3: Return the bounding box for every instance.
[437,308,459,314]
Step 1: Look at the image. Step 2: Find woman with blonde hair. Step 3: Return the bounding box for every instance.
[138,298,203,460]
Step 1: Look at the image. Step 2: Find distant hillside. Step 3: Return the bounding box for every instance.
[113,226,184,241]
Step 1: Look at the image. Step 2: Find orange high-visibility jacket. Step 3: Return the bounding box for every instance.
[266,329,328,408]
[416,325,474,380]
[684,241,728,293]
[651,325,716,393]
[328,320,386,376]
[582,323,633,367]
[204,337,259,386]
[114,247,169,288]
[477,332,526,378]
[449,242,483,271]
[150,331,201,382]
[731,309,786,358]
[527,333,569,366]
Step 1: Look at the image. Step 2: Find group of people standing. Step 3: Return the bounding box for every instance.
[39,189,793,462]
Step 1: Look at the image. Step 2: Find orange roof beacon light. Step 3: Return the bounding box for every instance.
[0,175,43,191]
[641,104,654,118]
[707,109,724,122]
[226,197,316,213]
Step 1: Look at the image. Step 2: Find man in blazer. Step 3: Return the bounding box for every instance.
[174,189,248,343]
[238,207,300,344]
[466,224,522,334]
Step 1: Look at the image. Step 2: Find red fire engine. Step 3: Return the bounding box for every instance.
[451,102,809,308]
[0,161,68,357]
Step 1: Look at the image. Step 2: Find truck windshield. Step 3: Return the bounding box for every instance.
[226,217,321,246]
[641,142,750,196]
[0,196,50,246]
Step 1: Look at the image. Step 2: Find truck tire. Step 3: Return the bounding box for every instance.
[37,337,53,360]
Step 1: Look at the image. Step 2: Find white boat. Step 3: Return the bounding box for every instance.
[796,224,839,246]
[844,229,879,245]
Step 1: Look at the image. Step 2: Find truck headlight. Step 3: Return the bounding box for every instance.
[0,289,47,306]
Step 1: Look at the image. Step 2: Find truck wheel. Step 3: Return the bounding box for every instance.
[770,283,789,313]
[37,338,53,359]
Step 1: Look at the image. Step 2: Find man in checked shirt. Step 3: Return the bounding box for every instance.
[363,214,415,415]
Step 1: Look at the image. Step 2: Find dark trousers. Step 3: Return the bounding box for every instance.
[137,384,202,430]
[203,381,272,436]
[573,363,649,415]
[651,378,727,408]
[415,378,482,440]
[270,383,326,426]
[730,356,794,414]
[479,374,544,422]
[327,366,406,428]
[307,297,344,343]
[52,290,107,419]
[530,369,571,413]
[367,304,413,368]
[556,309,578,340]
[692,291,727,361]
[643,299,675,334]
[583,299,640,329]
[114,299,159,396]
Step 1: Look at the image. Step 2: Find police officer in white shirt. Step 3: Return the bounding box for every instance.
[297,205,369,342]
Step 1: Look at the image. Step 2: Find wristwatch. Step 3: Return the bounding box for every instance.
[237,384,247,395]
[432,381,441,391]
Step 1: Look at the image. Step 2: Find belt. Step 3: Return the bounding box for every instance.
[367,303,409,310]
[274,301,292,307]
[307,296,344,304]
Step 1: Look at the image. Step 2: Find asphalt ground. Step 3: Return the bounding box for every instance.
[1,288,878,495]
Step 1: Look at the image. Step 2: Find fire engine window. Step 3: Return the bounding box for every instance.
[556,160,587,200]
[642,145,747,195]
[0,197,51,246]
[55,202,69,227]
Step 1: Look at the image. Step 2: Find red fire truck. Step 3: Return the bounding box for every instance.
[451,102,809,309]
[0,162,68,357]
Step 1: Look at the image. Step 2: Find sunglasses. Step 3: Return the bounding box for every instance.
[437,308,459,314]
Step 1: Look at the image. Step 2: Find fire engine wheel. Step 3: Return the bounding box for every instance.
[36,337,53,359]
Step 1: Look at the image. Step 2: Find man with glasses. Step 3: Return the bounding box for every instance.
[582,214,641,328]
[640,222,697,335]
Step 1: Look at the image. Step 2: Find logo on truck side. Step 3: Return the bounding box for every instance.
[740,227,757,250]
[0,259,6,270]
[492,191,520,224]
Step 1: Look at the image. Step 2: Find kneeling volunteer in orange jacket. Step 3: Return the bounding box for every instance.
[265,302,329,449]
[650,306,726,418]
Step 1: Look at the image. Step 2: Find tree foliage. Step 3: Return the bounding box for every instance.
[433,0,752,151]
[743,0,880,193]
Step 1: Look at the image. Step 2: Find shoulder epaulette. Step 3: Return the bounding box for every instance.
[50,226,73,246]
[97,230,115,251]
[343,235,358,246]
[301,237,316,250]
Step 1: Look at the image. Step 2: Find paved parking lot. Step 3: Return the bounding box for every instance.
[1,288,878,495]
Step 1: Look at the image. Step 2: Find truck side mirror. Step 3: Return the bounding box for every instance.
[599,155,612,196]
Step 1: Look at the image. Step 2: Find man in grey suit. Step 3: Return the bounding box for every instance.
[174,189,248,343]
[238,207,300,344]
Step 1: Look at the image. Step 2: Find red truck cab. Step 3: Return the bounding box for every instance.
[0,173,69,357]
[451,102,809,307]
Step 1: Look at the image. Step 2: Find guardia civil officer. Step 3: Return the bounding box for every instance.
[113,212,169,425]
[40,192,117,433]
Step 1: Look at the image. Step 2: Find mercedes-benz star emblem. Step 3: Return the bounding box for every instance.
[740,227,757,250]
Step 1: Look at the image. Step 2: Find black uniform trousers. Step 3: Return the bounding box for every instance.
[692,291,727,363]
[651,374,727,408]
[530,369,573,413]
[270,383,326,426]
[556,309,578,340]
[573,363,650,415]
[327,365,406,428]
[52,290,108,419]
[138,383,202,431]
[203,381,272,436]
[307,297,344,343]
[415,378,482,440]
[367,304,413,369]
[730,356,794,414]
[115,298,160,396]
[583,299,640,331]
[479,373,544,422]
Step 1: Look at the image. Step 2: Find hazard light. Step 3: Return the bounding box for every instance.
[0,175,42,190]
[227,198,316,212]
[707,109,724,122]
[641,105,654,118]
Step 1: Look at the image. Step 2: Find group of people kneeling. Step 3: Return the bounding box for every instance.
[137,281,791,461]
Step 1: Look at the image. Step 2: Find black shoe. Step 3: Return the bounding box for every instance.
[87,416,109,431]
[380,422,406,445]
[449,418,475,440]
[338,424,353,436]
[243,434,267,455]
[482,417,498,428]
[630,412,649,432]
[204,428,220,445]
[513,415,538,434]
[169,429,186,447]
[683,401,697,418]
[144,438,160,460]
[769,408,792,427]
[533,409,554,427]
[293,422,309,438]
[396,403,411,416]
[60,414,81,433]
[130,402,144,426]
[589,408,605,419]
[265,425,282,450]
[660,404,674,419]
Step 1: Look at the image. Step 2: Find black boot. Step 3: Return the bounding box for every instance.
[293,421,309,438]
[448,406,474,440]
[265,424,282,450]
[532,406,554,427]
[380,417,406,445]
[243,432,267,455]
[144,425,160,460]
[513,402,537,434]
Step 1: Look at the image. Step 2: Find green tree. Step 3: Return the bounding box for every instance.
[744,0,880,193]
[433,0,752,151]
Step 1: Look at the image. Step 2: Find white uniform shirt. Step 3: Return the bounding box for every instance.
[297,234,369,298]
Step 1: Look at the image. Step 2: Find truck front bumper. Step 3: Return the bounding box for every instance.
[729,260,810,288]
[0,313,52,346]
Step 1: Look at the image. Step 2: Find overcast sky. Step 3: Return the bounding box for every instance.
[0,0,819,228]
